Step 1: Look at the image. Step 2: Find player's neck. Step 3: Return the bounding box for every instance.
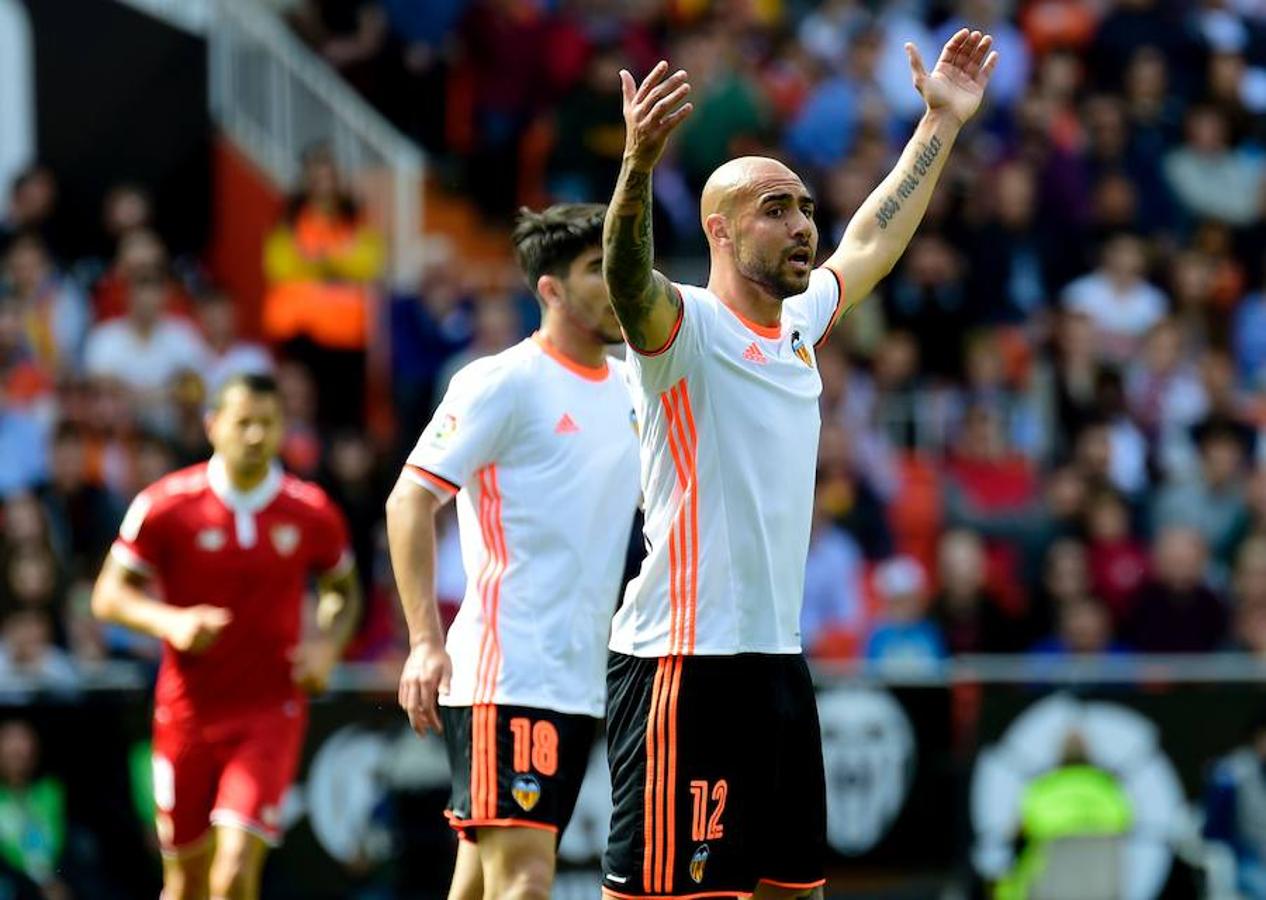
[224,464,269,493]
[537,320,607,370]
[706,264,782,329]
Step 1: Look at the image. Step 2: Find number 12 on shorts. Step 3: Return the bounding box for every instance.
[689,779,727,841]
[509,717,558,776]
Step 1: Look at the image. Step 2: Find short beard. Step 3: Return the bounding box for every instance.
[734,242,809,300]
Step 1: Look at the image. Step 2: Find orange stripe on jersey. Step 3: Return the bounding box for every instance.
[473,466,507,704]
[471,705,484,819]
[643,660,666,892]
[484,469,507,701]
[404,463,459,495]
[813,265,846,349]
[663,657,683,887]
[671,383,700,653]
[660,392,688,652]
[484,705,498,817]
[653,658,671,891]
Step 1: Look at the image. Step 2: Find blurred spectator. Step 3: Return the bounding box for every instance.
[0,610,77,689]
[1233,258,1266,390]
[38,424,121,582]
[885,234,970,380]
[1084,489,1148,621]
[786,25,886,170]
[816,422,893,560]
[263,144,384,428]
[931,529,1020,654]
[3,233,88,377]
[1204,710,1266,898]
[90,227,192,323]
[434,295,522,395]
[1030,596,1127,657]
[802,484,867,658]
[1123,526,1228,652]
[1125,319,1206,439]
[0,166,58,257]
[0,721,67,897]
[197,289,273,394]
[547,44,630,203]
[288,0,389,93]
[1061,233,1167,365]
[276,360,323,479]
[1090,0,1191,92]
[1152,418,1251,566]
[97,183,153,259]
[1164,104,1264,227]
[1231,536,1266,655]
[83,267,210,427]
[864,556,947,670]
[0,297,54,422]
[0,385,48,500]
[963,161,1053,325]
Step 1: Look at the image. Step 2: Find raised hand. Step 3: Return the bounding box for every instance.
[619,61,694,172]
[905,29,999,126]
[166,605,232,654]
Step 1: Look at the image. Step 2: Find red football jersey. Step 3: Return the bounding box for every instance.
[110,458,351,723]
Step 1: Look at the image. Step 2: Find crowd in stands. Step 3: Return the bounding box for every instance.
[8,0,1266,732]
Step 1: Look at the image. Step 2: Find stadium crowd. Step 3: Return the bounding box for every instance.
[9,0,1266,707]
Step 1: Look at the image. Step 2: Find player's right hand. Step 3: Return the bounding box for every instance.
[166,605,232,654]
[620,60,694,172]
[398,640,452,737]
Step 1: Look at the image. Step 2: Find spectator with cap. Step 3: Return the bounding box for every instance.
[864,556,947,670]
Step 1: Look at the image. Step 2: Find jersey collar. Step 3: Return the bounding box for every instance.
[531,333,610,381]
[207,455,283,514]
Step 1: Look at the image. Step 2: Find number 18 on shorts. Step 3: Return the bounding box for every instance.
[440,703,597,838]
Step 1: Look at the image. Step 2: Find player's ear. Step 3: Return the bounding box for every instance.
[704,213,730,247]
[536,274,564,310]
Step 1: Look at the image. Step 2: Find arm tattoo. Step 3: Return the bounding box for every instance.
[603,164,678,348]
[873,135,943,231]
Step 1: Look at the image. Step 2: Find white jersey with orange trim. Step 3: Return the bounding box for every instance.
[609,267,844,657]
[404,335,641,716]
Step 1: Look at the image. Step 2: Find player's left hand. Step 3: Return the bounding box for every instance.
[905,28,999,126]
[291,638,341,694]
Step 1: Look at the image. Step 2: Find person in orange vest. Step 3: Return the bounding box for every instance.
[263,143,384,428]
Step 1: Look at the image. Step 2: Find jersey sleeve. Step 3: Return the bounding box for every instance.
[403,355,519,499]
[110,488,165,577]
[785,266,846,349]
[308,490,354,578]
[626,284,714,394]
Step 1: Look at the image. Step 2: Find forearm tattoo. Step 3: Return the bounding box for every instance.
[604,165,677,348]
[874,135,944,231]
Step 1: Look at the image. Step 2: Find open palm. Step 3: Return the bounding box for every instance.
[906,29,999,126]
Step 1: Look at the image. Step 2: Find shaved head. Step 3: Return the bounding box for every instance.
[700,156,818,299]
[700,156,806,227]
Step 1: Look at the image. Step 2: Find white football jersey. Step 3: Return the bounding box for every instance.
[405,336,641,716]
[610,267,844,656]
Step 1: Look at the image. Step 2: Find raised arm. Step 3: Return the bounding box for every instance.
[825,29,999,312]
[604,61,694,352]
[385,476,451,736]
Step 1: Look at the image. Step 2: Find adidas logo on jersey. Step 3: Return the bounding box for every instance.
[741,342,768,365]
[554,413,580,434]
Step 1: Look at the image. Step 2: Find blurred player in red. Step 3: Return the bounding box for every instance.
[91,373,361,900]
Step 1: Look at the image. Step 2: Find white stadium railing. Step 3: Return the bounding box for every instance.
[114,0,424,287]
